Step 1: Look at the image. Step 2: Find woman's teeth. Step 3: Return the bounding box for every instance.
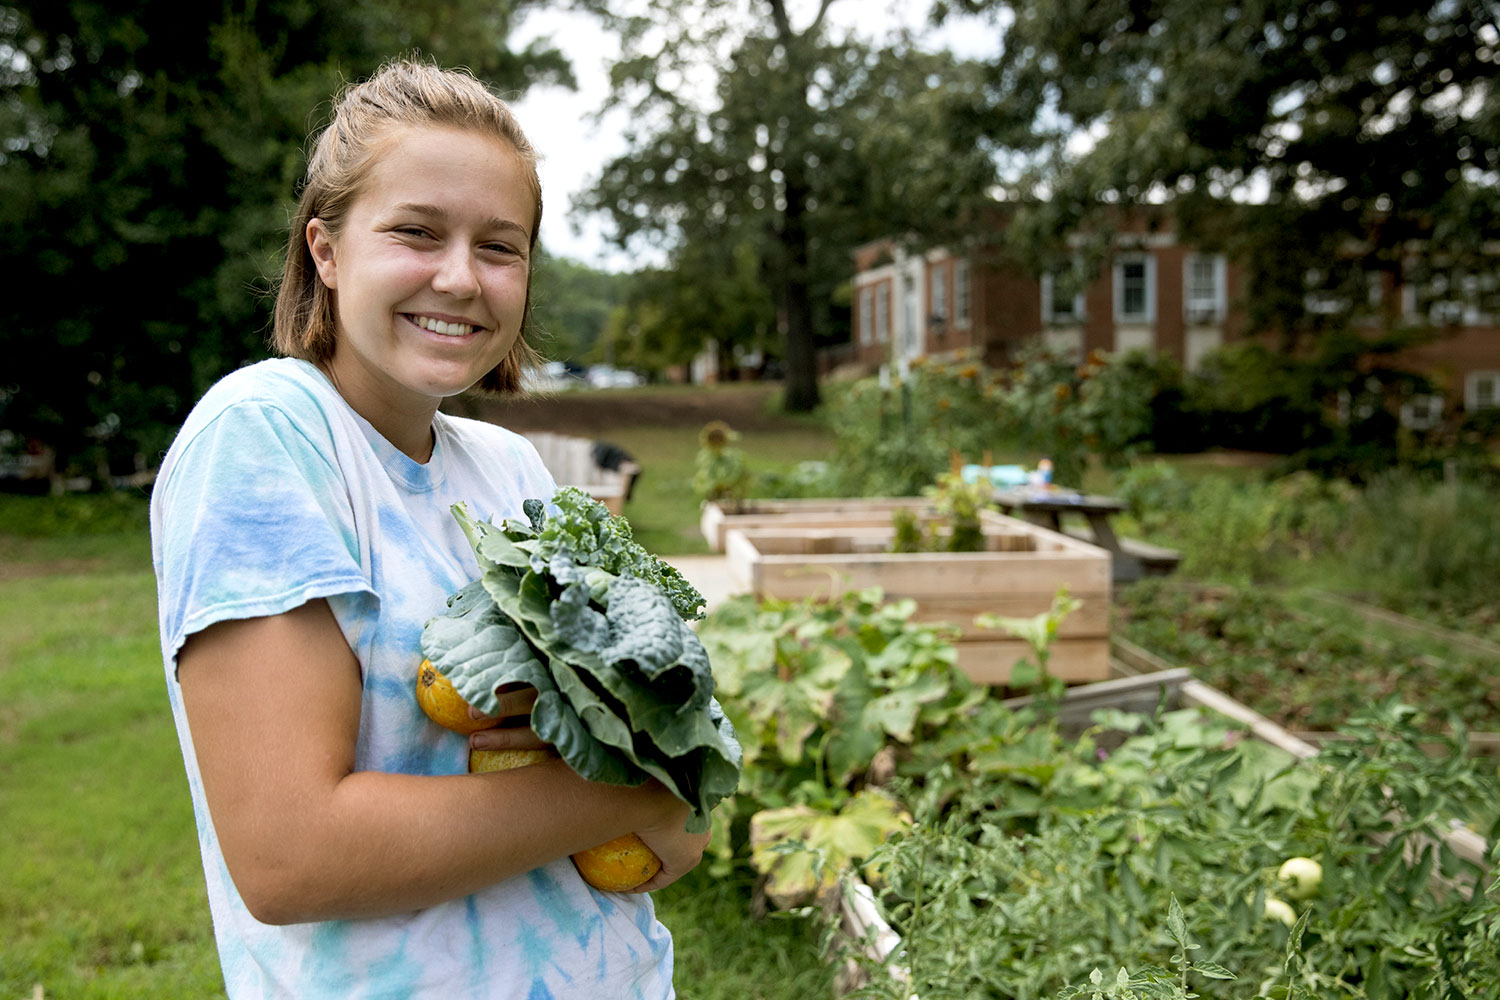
[410,315,477,336]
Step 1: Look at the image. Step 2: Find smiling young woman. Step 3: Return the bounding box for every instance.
[304,126,536,460]
[149,59,706,1000]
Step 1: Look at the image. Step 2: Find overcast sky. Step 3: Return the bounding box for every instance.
[507,2,1004,272]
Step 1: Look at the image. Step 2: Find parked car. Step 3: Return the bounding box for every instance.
[585,365,645,389]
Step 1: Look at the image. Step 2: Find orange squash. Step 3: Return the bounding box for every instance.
[570,834,662,891]
[417,659,663,892]
[416,659,495,735]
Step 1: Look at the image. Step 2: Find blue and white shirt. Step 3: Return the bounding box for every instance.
[150,358,674,999]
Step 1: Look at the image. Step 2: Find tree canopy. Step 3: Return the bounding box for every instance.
[933,0,1500,342]
[0,0,568,482]
[577,0,994,410]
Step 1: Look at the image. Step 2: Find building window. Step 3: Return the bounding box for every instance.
[1406,269,1496,326]
[1113,253,1155,323]
[1041,271,1084,325]
[929,263,948,324]
[954,258,971,328]
[1184,254,1226,324]
[1400,394,1443,431]
[875,283,890,344]
[1467,371,1500,411]
[859,287,874,345]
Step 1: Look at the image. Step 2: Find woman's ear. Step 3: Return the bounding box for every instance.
[306,219,338,289]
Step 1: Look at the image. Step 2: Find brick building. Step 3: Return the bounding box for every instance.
[847,219,1500,420]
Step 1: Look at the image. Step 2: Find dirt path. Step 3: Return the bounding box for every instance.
[457,382,810,436]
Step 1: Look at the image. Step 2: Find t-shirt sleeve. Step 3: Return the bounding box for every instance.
[154,398,376,674]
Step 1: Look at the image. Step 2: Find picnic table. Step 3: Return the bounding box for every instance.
[992,487,1181,584]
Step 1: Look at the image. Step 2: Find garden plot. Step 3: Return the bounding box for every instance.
[831,670,1496,998]
[721,507,1112,684]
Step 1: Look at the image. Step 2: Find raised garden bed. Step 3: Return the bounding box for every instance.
[1115,580,1500,738]
[699,497,929,552]
[834,667,1495,996]
[722,508,1112,685]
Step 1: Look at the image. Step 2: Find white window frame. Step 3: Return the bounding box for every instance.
[875,283,890,344]
[1467,370,1500,411]
[929,263,948,323]
[859,286,874,345]
[1183,253,1227,325]
[1399,394,1443,431]
[954,258,972,328]
[1041,271,1085,325]
[1113,253,1156,324]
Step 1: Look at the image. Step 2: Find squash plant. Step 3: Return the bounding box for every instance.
[698,587,982,906]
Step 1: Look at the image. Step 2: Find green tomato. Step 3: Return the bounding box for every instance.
[1277,856,1323,900]
[1262,895,1297,927]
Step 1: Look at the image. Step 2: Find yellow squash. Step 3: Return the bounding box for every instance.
[417,659,662,892]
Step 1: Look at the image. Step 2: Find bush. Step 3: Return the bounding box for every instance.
[823,362,1001,496]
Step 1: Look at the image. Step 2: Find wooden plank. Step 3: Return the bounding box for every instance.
[750,553,1111,601]
[700,497,930,551]
[956,638,1111,685]
[1303,590,1500,660]
[904,593,1112,638]
[1002,668,1194,730]
[1291,730,1500,758]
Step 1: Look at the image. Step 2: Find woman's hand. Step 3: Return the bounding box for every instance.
[467,683,549,753]
[625,786,712,894]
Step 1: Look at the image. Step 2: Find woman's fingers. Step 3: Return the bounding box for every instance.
[465,684,539,724]
[469,724,550,752]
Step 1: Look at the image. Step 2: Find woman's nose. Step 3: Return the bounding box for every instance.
[432,246,480,298]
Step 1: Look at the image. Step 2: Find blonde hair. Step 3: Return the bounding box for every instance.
[272,58,543,394]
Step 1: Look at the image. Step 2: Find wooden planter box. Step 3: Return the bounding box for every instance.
[723,508,1112,685]
[700,497,930,553]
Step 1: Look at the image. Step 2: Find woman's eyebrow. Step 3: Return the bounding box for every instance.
[392,202,529,238]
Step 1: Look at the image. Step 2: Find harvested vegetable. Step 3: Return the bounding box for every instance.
[419,487,742,891]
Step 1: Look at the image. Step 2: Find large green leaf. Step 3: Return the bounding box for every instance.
[421,492,741,834]
[748,790,910,909]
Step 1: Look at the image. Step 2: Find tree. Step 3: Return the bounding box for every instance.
[578,0,994,411]
[0,1,569,483]
[530,255,634,362]
[932,0,1500,345]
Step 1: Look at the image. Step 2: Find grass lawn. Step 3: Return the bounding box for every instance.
[616,423,836,555]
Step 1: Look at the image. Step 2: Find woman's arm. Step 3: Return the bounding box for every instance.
[177,598,707,925]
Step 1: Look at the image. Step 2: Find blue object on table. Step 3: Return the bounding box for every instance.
[988,464,1029,487]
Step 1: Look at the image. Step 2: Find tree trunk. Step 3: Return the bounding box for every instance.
[779,167,820,412]
[766,0,827,413]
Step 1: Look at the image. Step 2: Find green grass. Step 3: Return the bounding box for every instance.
[617,424,836,555]
[0,555,223,997]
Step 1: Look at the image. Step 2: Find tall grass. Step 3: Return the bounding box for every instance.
[1337,473,1500,618]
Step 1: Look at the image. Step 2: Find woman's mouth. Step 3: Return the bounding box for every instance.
[405,313,480,337]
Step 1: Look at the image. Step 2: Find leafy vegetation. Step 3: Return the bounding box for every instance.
[580,0,995,410]
[1117,581,1500,736]
[844,700,1500,999]
[425,491,737,829]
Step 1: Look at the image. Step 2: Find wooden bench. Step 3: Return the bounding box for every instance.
[522,432,640,516]
[1061,527,1182,583]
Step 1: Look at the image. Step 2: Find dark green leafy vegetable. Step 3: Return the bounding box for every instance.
[420,487,740,832]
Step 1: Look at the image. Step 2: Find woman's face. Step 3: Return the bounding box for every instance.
[306,124,534,425]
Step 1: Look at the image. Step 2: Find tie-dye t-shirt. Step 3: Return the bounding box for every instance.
[150,358,675,999]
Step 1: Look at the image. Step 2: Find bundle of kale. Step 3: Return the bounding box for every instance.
[420,487,741,832]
